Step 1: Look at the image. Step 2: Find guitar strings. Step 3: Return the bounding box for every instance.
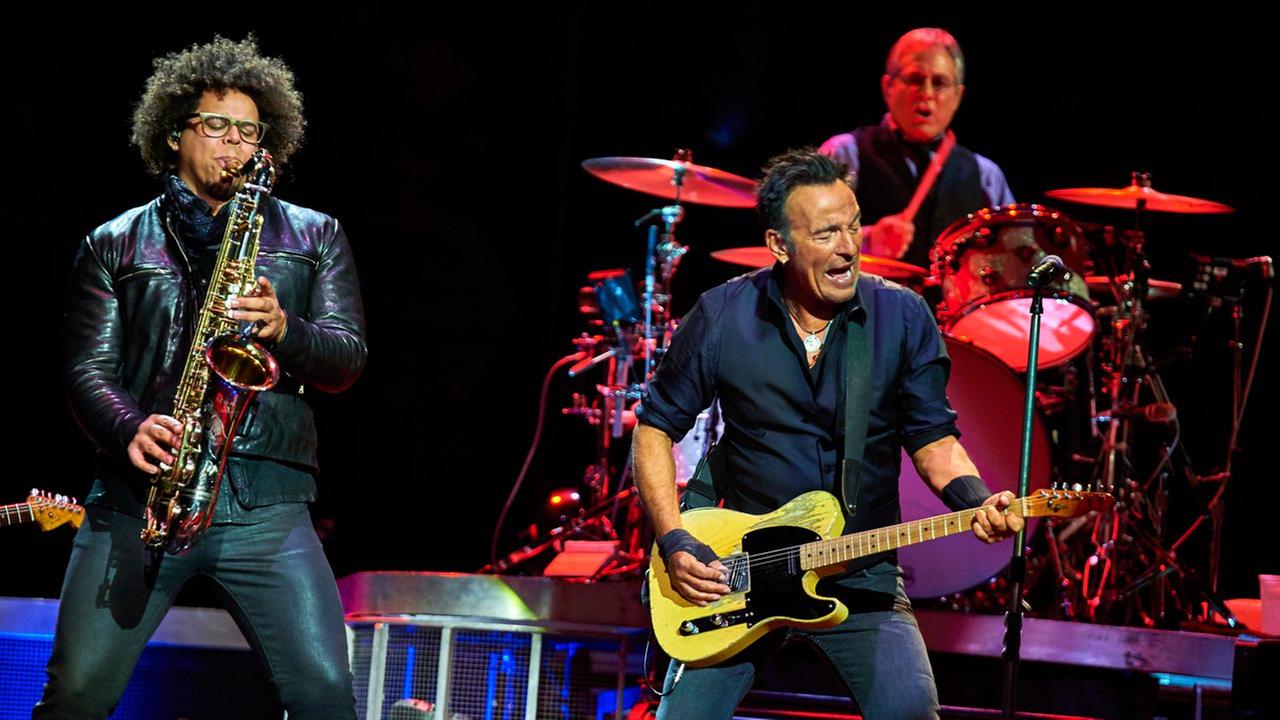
[715,499,1051,576]
[729,510,975,569]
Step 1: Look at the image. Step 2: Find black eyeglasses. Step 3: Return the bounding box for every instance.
[185,112,269,144]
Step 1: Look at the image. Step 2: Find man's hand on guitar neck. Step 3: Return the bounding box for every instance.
[971,490,1024,543]
[912,437,1024,544]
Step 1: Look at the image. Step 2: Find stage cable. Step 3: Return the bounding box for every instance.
[488,351,587,573]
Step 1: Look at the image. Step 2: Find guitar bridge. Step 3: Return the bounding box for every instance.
[720,552,750,593]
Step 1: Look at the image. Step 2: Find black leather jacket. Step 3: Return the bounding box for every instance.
[64,193,368,512]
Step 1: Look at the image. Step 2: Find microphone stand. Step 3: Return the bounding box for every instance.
[1001,274,1049,720]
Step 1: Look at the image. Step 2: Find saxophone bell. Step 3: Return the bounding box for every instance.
[206,332,280,392]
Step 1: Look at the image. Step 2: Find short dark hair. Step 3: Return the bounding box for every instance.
[131,35,306,175]
[756,148,854,242]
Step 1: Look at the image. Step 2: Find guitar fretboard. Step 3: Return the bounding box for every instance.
[0,502,35,527]
[798,497,1029,571]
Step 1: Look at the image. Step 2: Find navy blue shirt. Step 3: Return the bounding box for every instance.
[638,267,959,589]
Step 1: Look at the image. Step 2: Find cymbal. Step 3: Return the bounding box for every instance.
[582,157,757,208]
[1046,179,1234,214]
[1085,274,1183,302]
[709,246,928,280]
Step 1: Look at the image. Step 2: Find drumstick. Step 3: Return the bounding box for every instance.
[902,129,956,224]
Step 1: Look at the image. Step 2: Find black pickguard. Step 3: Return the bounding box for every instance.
[676,525,840,637]
[740,525,837,625]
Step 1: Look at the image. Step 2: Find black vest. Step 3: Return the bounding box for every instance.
[853,124,988,269]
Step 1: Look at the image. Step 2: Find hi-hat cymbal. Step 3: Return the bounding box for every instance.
[582,157,757,208]
[709,246,928,280]
[1046,177,1234,214]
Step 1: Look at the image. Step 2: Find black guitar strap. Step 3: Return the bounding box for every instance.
[680,442,723,511]
[840,299,872,518]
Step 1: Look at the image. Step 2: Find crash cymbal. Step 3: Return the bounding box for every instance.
[1085,274,1183,302]
[582,157,757,208]
[1046,175,1234,214]
[710,247,928,280]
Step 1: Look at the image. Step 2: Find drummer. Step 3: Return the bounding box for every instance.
[820,27,1013,269]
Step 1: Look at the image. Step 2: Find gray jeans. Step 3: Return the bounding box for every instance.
[33,506,355,719]
[655,590,939,720]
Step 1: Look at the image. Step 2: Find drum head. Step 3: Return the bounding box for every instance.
[947,292,1096,371]
[897,335,1051,599]
[933,204,1096,370]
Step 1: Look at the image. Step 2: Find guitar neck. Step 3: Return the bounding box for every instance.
[798,497,1029,571]
[0,502,35,528]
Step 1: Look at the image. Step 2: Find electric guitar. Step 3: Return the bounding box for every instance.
[648,489,1113,667]
[1,489,85,532]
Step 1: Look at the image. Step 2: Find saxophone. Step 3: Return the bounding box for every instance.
[140,148,282,553]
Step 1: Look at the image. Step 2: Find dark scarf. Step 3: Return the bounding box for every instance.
[162,174,230,278]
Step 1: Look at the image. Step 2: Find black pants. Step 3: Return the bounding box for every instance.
[34,506,355,719]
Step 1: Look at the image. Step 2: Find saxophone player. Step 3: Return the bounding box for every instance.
[38,37,366,718]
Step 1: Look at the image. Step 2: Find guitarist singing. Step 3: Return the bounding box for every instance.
[633,149,1022,720]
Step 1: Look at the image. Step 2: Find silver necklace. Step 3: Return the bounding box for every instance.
[786,302,832,353]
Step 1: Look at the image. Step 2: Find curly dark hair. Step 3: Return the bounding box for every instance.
[131,35,305,175]
[756,148,855,245]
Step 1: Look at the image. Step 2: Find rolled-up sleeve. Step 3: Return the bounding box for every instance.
[635,287,722,441]
[897,292,959,454]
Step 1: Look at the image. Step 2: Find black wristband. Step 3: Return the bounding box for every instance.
[940,474,994,511]
[656,529,718,565]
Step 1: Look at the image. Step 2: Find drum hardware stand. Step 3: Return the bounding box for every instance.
[1066,208,1183,624]
[631,148,693,377]
[1167,254,1274,606]
[487,152,754,576]
[497,150,696,574]
[1059,246,1271,628]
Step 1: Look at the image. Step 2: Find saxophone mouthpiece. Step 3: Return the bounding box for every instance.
[219,155,262,183]
[219,158,243,182]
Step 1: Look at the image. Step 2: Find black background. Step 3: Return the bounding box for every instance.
[3,5,1276,611]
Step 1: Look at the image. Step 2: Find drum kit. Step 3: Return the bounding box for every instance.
[493,152,1271,629]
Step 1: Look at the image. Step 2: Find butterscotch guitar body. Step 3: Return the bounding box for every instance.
[648,487,1111,668]
[648,491,850,667]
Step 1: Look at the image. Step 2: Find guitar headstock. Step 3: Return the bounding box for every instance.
[1023,490,1115,519]
[27,489,85,531]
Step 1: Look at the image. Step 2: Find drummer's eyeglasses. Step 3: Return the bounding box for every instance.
[893,72,958,95]
[185,112,269,144]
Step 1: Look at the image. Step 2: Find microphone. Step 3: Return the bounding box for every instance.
[1218,255,1275,280]
[1095,402,1178,424]
[1246,256,1274,280]
[567,349,615,378]
[1027,255,1070,288]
